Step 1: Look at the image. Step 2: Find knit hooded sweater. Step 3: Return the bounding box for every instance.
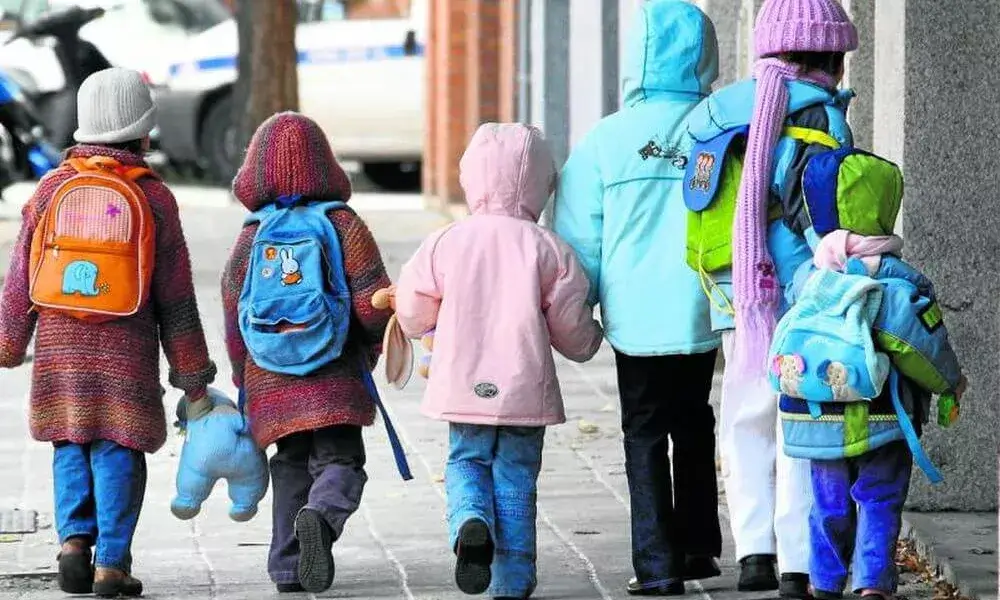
[222,112,393,448]
[0,145,217,453]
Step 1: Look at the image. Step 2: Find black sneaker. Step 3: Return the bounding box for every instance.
[684,556,721,581]
[454,519,494,595]
[295,508,336,593]
[780,572,811,599]
[738,554,779,592]
[626,577,686,596]
[56,547,94,594]
[277,582,306,593]
[813,589,844,600]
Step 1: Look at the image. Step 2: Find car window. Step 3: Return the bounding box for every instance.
[298,0,410,23]
[9,0,47,23]
[140,0,229,33]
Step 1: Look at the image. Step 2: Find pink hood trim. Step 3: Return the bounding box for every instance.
[459,123,556,221]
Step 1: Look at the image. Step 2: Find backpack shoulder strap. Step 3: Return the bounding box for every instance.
[305,200,349,216]
[244,203,279,227]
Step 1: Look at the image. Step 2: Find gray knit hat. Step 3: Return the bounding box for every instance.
[74,67,157,144]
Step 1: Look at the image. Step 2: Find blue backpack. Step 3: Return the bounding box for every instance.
[238,199,351,376]
[237,197,414,481]
[769,259,890,416]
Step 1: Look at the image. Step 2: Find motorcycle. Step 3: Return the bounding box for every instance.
[0,68,60,193]
[4,6,113,150]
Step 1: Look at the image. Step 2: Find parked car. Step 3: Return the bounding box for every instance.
[0,0,231,94]
[155,0,427,190]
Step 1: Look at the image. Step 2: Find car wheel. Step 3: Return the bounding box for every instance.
[363,161,422,192]
[199,93,241,185]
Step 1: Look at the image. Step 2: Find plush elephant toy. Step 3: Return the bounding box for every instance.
[171,387,269,522]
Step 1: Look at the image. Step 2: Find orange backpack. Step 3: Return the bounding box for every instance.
[28,156,156,323]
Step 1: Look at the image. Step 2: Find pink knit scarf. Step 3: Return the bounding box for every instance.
[730,58,838,380]
[813,229,904,274]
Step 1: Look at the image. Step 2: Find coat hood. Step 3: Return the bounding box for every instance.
[232,112,352,212]
[621,0,719,107]
[459,123,556,221]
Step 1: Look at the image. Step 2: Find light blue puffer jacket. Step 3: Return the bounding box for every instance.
[553,0,721,356]
[684,79,855,332]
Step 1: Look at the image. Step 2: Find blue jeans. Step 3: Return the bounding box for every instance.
[53,440,147,573]
[810,441,913,595]
[446,424,544,599]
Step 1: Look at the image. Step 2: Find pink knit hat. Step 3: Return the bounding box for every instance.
[754,0,858,58]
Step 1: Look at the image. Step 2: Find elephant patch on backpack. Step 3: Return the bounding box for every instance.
[768,258,891,416]
[237,199,352,376]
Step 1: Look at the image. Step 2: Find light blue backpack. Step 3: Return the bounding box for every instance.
[238,197,351,376]
[768,258,891,417]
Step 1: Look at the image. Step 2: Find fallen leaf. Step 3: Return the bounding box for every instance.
[432,474,445,483]
[577,420,599,434]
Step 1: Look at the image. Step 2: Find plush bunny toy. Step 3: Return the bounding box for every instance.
[372,285,434,386]
[172,387,269,522]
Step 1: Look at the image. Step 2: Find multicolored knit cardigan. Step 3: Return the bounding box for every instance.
[223,112,393,448]
[0,145,217,453]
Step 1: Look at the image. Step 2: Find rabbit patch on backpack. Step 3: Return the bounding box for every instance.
[279,248,302,286]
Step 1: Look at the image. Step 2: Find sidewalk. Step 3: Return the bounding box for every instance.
[0,198,988,599]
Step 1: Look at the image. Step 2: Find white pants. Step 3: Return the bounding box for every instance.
[718,331,812,573]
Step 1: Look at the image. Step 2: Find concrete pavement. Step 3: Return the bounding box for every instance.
[0,191,965,599]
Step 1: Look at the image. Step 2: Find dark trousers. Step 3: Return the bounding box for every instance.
[810,441,913,595]
[614,350,721,587]
[268,425,367,585]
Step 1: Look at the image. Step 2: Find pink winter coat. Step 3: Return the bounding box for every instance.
[395,123,603,427]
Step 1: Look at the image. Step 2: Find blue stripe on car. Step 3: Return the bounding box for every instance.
[169,43,425,77]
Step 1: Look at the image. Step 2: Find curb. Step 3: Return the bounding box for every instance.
[901,516,982,600]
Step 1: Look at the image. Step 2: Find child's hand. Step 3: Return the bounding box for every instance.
[955,374,968,402]
[372,285,397,311]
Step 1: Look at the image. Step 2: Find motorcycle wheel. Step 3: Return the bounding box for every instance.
[0,122,19,192]
[199,93,241,186]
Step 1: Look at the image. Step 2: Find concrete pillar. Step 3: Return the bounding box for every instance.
[871,0,999,511]
[569,0,618,147]
[529,0,570,167]
[529,0,570,226]
[842,0,874,150]
[618,0,642,108]
[696,1,740,88]
[736,0,763,79]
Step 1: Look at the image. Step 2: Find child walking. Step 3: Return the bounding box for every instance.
[395,123,603,599]
[767,149,966,600]
[553,1,723,594]
[682,0,860,595]
[0,67,216,597]
[221,112,393,594]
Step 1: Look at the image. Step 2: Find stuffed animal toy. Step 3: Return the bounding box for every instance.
[372,285,434,385]
[172,387,269,522]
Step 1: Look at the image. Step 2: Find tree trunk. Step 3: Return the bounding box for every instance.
[235,0,299,147]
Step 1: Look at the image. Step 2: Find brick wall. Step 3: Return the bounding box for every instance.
[424,0,517,210]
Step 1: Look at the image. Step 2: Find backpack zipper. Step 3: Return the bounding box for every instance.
[45,240,132,258]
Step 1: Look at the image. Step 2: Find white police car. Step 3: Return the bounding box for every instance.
[155,0,426,190]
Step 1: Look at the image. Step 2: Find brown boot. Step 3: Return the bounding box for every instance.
[94,567,143,598]
[56,537,93,594]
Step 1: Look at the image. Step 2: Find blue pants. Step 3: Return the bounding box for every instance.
[810,441,913,595]
[53,440,147,573]
[446,423,544,599]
